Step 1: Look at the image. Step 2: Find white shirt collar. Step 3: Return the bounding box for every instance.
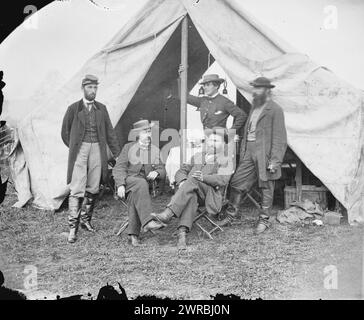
[83,98,95,106]
[206,92,219,99]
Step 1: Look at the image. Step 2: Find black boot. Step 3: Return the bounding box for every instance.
[255,207,271,234]
[68,196,82,243]
[177,226,188,250]
[128,235,141,247]
[217,188,242,227]
[151,207,175,224]
[80,192,96,232]
[225,188,242,217]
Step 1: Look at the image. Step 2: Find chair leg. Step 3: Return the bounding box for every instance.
[116,218,129,236]
[203,214,223,232]
[247,193,261,210]
[195,221,214,240]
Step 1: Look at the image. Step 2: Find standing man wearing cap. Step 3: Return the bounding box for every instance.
[152,128,233,250]
[178,67,247,138]
[112,120,166,246]
[218,77,287,234]
[61,74,121,243]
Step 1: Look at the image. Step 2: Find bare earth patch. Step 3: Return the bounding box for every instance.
[0,177,362,300]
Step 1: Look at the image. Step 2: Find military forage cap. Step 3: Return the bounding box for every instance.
[82,74,99,86]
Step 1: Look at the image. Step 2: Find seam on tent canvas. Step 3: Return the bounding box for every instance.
[105,0,168,47]
[101,14,186,54]
[221,0,292,54]
[103,49,109,75]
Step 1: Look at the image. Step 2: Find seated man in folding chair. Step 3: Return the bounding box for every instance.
[218,77,287,234]
[112,120,166,246]
[152,127,234,250]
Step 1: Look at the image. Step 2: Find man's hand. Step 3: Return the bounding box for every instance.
[117,185,126,199]
[267,161,278,173]
[178,64,185,76]
[146,171,159,181]
[233,134,240,143]
[191,170,203,182]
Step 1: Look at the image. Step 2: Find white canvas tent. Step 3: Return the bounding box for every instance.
[2,0,364,224]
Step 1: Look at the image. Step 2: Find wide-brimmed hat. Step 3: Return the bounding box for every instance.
[130,119,155,133]
[250,76,275,88]
[199,74,225,85]
[82,74,99,86]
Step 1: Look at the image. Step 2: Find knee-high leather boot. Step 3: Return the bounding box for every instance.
[68,196,82,243]
[177,226,188,250]
[217,188,242,227]
[80,192,96,232]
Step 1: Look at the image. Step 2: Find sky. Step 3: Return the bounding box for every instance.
[0,0,363,128]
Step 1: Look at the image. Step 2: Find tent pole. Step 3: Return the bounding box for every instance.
[180,16,188,166]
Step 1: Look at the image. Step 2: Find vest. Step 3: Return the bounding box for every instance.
[82,104,99,143]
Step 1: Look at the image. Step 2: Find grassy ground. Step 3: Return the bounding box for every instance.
[0,170,363,300]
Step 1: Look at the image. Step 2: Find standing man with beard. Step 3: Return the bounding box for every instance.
[62,74,121,243]
[218,77,287,234]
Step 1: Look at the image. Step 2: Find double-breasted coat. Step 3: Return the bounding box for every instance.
[61,99,121,184]
[187,94,247,131]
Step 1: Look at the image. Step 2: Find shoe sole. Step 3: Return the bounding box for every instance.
[150,213,171,224]
[80,224,96,232]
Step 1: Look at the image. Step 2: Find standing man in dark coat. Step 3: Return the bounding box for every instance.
[61,74,121,243]
[219,77,287,234]
[152,128,233,250]
[112,120,166,246]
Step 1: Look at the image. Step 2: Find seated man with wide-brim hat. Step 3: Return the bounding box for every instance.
[112,120,166,246]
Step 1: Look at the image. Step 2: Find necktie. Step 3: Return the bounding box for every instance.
[86,102,93,111]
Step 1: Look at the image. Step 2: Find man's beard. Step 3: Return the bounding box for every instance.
[85,93,96,101]
[139,136,151,148]
[252,93,267,107]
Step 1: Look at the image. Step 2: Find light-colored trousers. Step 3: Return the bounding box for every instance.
[70,142,101,198]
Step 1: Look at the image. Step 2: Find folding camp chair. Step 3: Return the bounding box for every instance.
[193,141,239,238]
[115,179,158,236]
[193,184,229,239]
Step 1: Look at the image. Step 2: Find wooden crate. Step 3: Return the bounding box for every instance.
[284,185,328,209]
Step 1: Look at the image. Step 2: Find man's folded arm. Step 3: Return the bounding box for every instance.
[175,162,193,185]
